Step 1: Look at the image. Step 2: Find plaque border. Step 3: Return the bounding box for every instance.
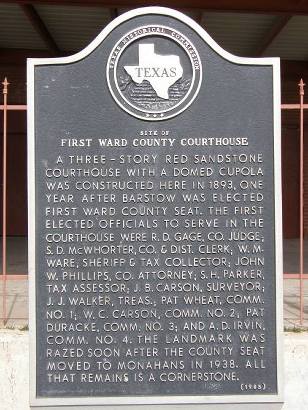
[27,6,283,408]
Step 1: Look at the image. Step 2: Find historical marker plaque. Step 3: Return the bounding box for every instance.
[28,7,283,409]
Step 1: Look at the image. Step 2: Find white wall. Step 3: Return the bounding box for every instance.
[0,331,307,410]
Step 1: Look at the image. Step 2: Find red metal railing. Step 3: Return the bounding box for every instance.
[2,78,8,325]
[1,79,27,325]
[282,80,307,325]
[1,78,307,325]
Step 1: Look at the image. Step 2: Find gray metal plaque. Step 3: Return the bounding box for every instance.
[28,7,283,409]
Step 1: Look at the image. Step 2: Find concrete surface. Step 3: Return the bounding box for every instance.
[0,236,305,274]
[283,238,308,273]
[0,239,308,409]
[283,333,308,410]
[0,237,28,274]
[1,237,308,328]
[0,330,29,410]
[283,279,308,328]
[0,277,307,329]
[0,330,307,410]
